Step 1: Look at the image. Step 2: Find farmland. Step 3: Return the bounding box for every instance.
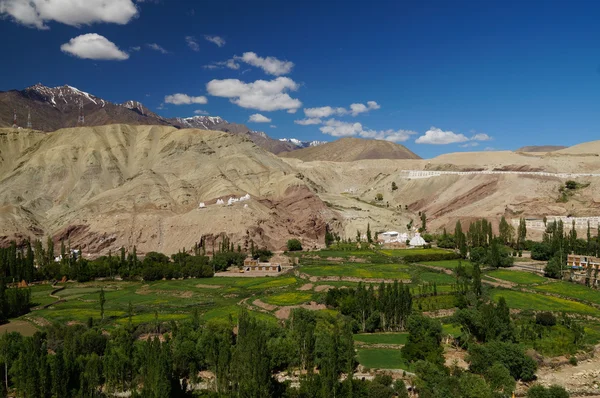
[300,262,411,280]
[356,348,412,371]
[534,281,600,305]
[489,289,600,316]
[487,269,547,285]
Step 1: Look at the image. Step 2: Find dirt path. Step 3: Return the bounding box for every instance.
[274,302,327,320]
[253,299,278,311]
[298,283,313,291]
[534,345,600,396]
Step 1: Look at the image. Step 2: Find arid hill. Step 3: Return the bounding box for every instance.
[2,125,600,255]
[516,145,567,152]
[0,125,339,254]
[280,137,421,161]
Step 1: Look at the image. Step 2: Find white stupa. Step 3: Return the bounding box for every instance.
[409,232,426,247]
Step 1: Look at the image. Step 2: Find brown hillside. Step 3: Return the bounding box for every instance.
[516,145,567,152]
[280,137,421,161]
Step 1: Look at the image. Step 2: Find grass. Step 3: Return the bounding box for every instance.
[490,289,600,316]
[356,348,412,370]
[442,324,462,337]
[353,333,408,345]
[301,263,411,280]
[533,281,600,305]
[417,272,457,284]
[422,259,473,270]
[28,275,296,328]
[487,270,547,285]
[262,292,314,306]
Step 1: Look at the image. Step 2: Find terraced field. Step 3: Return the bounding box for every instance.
[490,289,600,316]
[487,270,547,285]
[301,263,411,280]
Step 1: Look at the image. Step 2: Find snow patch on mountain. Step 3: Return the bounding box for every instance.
[279,138,327,148]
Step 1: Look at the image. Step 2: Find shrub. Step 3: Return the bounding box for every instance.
[565,180,578,190]
[535,312,556,327]
[569,356,578,366]
[286,239,303,251]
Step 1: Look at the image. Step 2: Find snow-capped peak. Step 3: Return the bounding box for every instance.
[279,138,327,148]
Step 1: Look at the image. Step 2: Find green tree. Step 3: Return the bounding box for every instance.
[402,315,444,366]
[366,223,372,243]
[99,288,106,320]
[287,239,303,251]
[391,182,398,191]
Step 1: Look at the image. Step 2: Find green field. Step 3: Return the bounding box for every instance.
[301,263,411,280]
[534,281,600,305]
[422,260,473,270]
[262,292,314,306]
[487,270,547,285]
[356,348,412,370]
[417,271,457,284]
[490,289,600,316]
[353,333,408,345]
[27,276,298,327]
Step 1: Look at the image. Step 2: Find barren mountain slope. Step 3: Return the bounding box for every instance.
[516,145,567,152]
[280,137,421,161]
[283,148,600,237]
[0,125,338,254]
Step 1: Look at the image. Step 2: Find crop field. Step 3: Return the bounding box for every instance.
[356,348,412,370]
[262,292,314,306]
[486,270,547,285]
[304,250,384,259]
[489,289,600,316]
[416,271,456,284]
[353,333,408,345]
[533,281,600,305]
[300,263,411,280]
[26,276,301,328]
[421,260,473,270]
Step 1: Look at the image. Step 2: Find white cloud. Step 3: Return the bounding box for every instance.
[294,118,322,125]
[147,43,168,54]
[471,133,492,141]
[287,109,297,114]
[203,59,240,70]
[205,35,226,47]
[303,101,380,118]
[270,125,276,128]
[60,33,129,60]
[194,109,209,115]
[350,101,380,116]
[0,0,138,29]
[248,113,271,123]
[235,52,294,76]
[460,142,479,148]
[130,46,141,51]
[319,119,415,142]
[304,106,347,118]
[206,77,302,112]
[164,93,208,105]
[185,36,199,51]
[415,127,469,144]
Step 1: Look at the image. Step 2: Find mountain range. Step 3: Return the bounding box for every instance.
[0,84,328,155]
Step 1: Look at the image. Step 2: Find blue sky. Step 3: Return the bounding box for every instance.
[0,0,599,158]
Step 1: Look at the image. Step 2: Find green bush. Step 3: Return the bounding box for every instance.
[569,356,578,366]
[535,312,556,327]
[286,239,303,251]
